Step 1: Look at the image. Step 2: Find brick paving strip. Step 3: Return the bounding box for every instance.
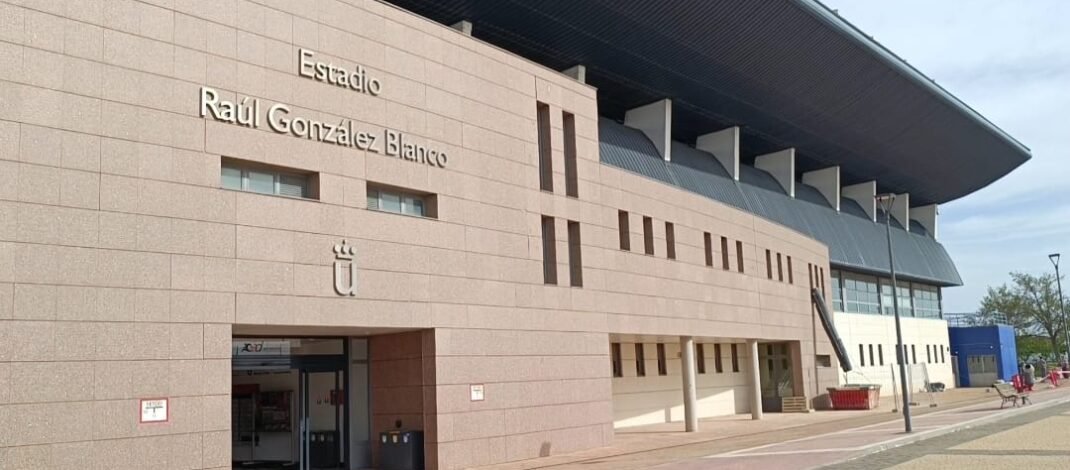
[821,400,1070,469]
[475,387,1070,470]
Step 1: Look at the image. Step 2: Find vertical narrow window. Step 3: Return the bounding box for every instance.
[859,344,866,367]
[563,111,578,197]
[541,216,557,285]
[696,344,706,374]
[611,343,623,377]
[656,343,668,376]
[721,237,730,270]
[776,253,784,282]
[618,210,630,251]
[665,222,676,260]
[819,267,826,291]
[714,344,724,373]
[911,345,917,364]
[537,102,553,192]
[703,232,714,266]
[926,345,932,363]
[736,241,745,273]
[808,263,814,288]
[787,256,794,284]
[635,344,646,377]
[765,250,773,279]
[730,344,740,372]
[878,344,884,365]
[868,344,874,366]
[941,346,946,363]
[643,216,655,255]
[567,220,583,287]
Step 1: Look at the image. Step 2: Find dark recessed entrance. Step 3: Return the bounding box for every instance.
[232,337,370,470]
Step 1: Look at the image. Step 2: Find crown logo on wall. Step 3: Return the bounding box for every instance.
[334,239,355,261]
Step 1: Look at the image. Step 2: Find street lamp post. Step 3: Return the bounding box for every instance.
[877,194,912,433]
[1048,253,1070,363]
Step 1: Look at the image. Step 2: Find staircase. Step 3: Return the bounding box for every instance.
[781,396,811,413]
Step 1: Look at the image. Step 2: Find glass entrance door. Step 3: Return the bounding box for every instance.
[299,367,346,470]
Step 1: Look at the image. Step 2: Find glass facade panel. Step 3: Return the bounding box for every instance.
[367,188,429,217]
[913,284,942,318]
[221,166,242,190]
[880,279,913,316]
[830,270,844,311]
[246,170,275,195]
[843,272,880,314]
[380,191,402,213]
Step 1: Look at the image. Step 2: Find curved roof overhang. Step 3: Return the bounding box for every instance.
[386,0,1030,205]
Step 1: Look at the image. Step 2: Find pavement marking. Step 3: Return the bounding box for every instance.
[703,393,1070,460]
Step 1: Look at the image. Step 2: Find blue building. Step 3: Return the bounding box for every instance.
[948,325,1018,387]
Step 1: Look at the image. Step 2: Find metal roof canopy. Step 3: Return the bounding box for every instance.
[386,0,1030,206]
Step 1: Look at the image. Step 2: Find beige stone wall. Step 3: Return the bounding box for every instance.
[0,0,837,469]
[836,313,956,395]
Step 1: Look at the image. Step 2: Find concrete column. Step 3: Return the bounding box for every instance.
[695,126,740,180]
[754,148,796,197]
[624,99,672,162]
[747,339,763,420]
[680,336,698,432]
[562,64,586,84]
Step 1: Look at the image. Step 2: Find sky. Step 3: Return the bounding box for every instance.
[820,0,1070,313]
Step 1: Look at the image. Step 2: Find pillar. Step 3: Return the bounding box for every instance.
[747,339,763,420]
[680,336,698,432]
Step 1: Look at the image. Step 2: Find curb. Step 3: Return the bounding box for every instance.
[815,392,1070,468]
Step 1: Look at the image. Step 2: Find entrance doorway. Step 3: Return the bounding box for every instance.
[232,337,369,470]
[759,342,795,412]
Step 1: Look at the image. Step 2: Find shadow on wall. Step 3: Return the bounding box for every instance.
[540,442,552,457]
[612,386,748,428]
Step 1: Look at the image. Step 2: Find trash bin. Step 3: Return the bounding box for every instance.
[380,430,424,470]
[309,431,340,468]
[827,384,881,410]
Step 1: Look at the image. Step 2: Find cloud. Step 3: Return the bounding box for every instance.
[821,0,1070,312]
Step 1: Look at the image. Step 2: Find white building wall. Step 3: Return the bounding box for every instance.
[834,312,955,396]
[612,342,750,428]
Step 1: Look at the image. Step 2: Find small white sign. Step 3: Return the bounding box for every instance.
[470,384,485,402]
[140,398,169,424]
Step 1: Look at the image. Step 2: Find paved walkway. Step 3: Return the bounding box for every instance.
[475,386,1070,470]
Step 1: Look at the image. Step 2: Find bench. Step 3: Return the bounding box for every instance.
[993,383,1031,408]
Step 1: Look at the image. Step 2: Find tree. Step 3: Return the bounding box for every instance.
[979,272,1067,355]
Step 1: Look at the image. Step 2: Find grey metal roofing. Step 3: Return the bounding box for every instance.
[599,118,962,286]
[386,0,1030,206]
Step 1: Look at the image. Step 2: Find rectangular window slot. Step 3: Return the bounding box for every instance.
[635,344,646,377]
[714,344,724,373]
[537,102,553,192]
[611,343,623,378]
[618,210,631,251]
[696,344,706,374]
[665,222,676,260]
[736,241,744,273]
[567,220,583,287]
[787,256,794,284]
[859,344,866,367]
[721,237,730,270]
[656,343,668,376]
[221,158,319,200]
[541,216,557,285]
[704,232,714,267]
[563,111,578,198]
[367,183,437,218]
[765,250,773,279]
[776,253,784,282]
[730,344,740,372]
[643,216,655,255]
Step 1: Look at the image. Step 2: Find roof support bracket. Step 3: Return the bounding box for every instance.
[912,204,938,239]
[802,166,841,210]
[754,148,795,197]
[450,20,473,36]
[625,99,672,162]
[890,193,911,230]
[696,126,740,181]
[843,181,877,222]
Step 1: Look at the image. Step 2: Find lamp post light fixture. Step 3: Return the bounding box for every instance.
[876,193,912,433]
[1048,253,1070,363]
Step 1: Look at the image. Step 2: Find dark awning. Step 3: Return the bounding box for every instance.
[385,0,1030,205]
